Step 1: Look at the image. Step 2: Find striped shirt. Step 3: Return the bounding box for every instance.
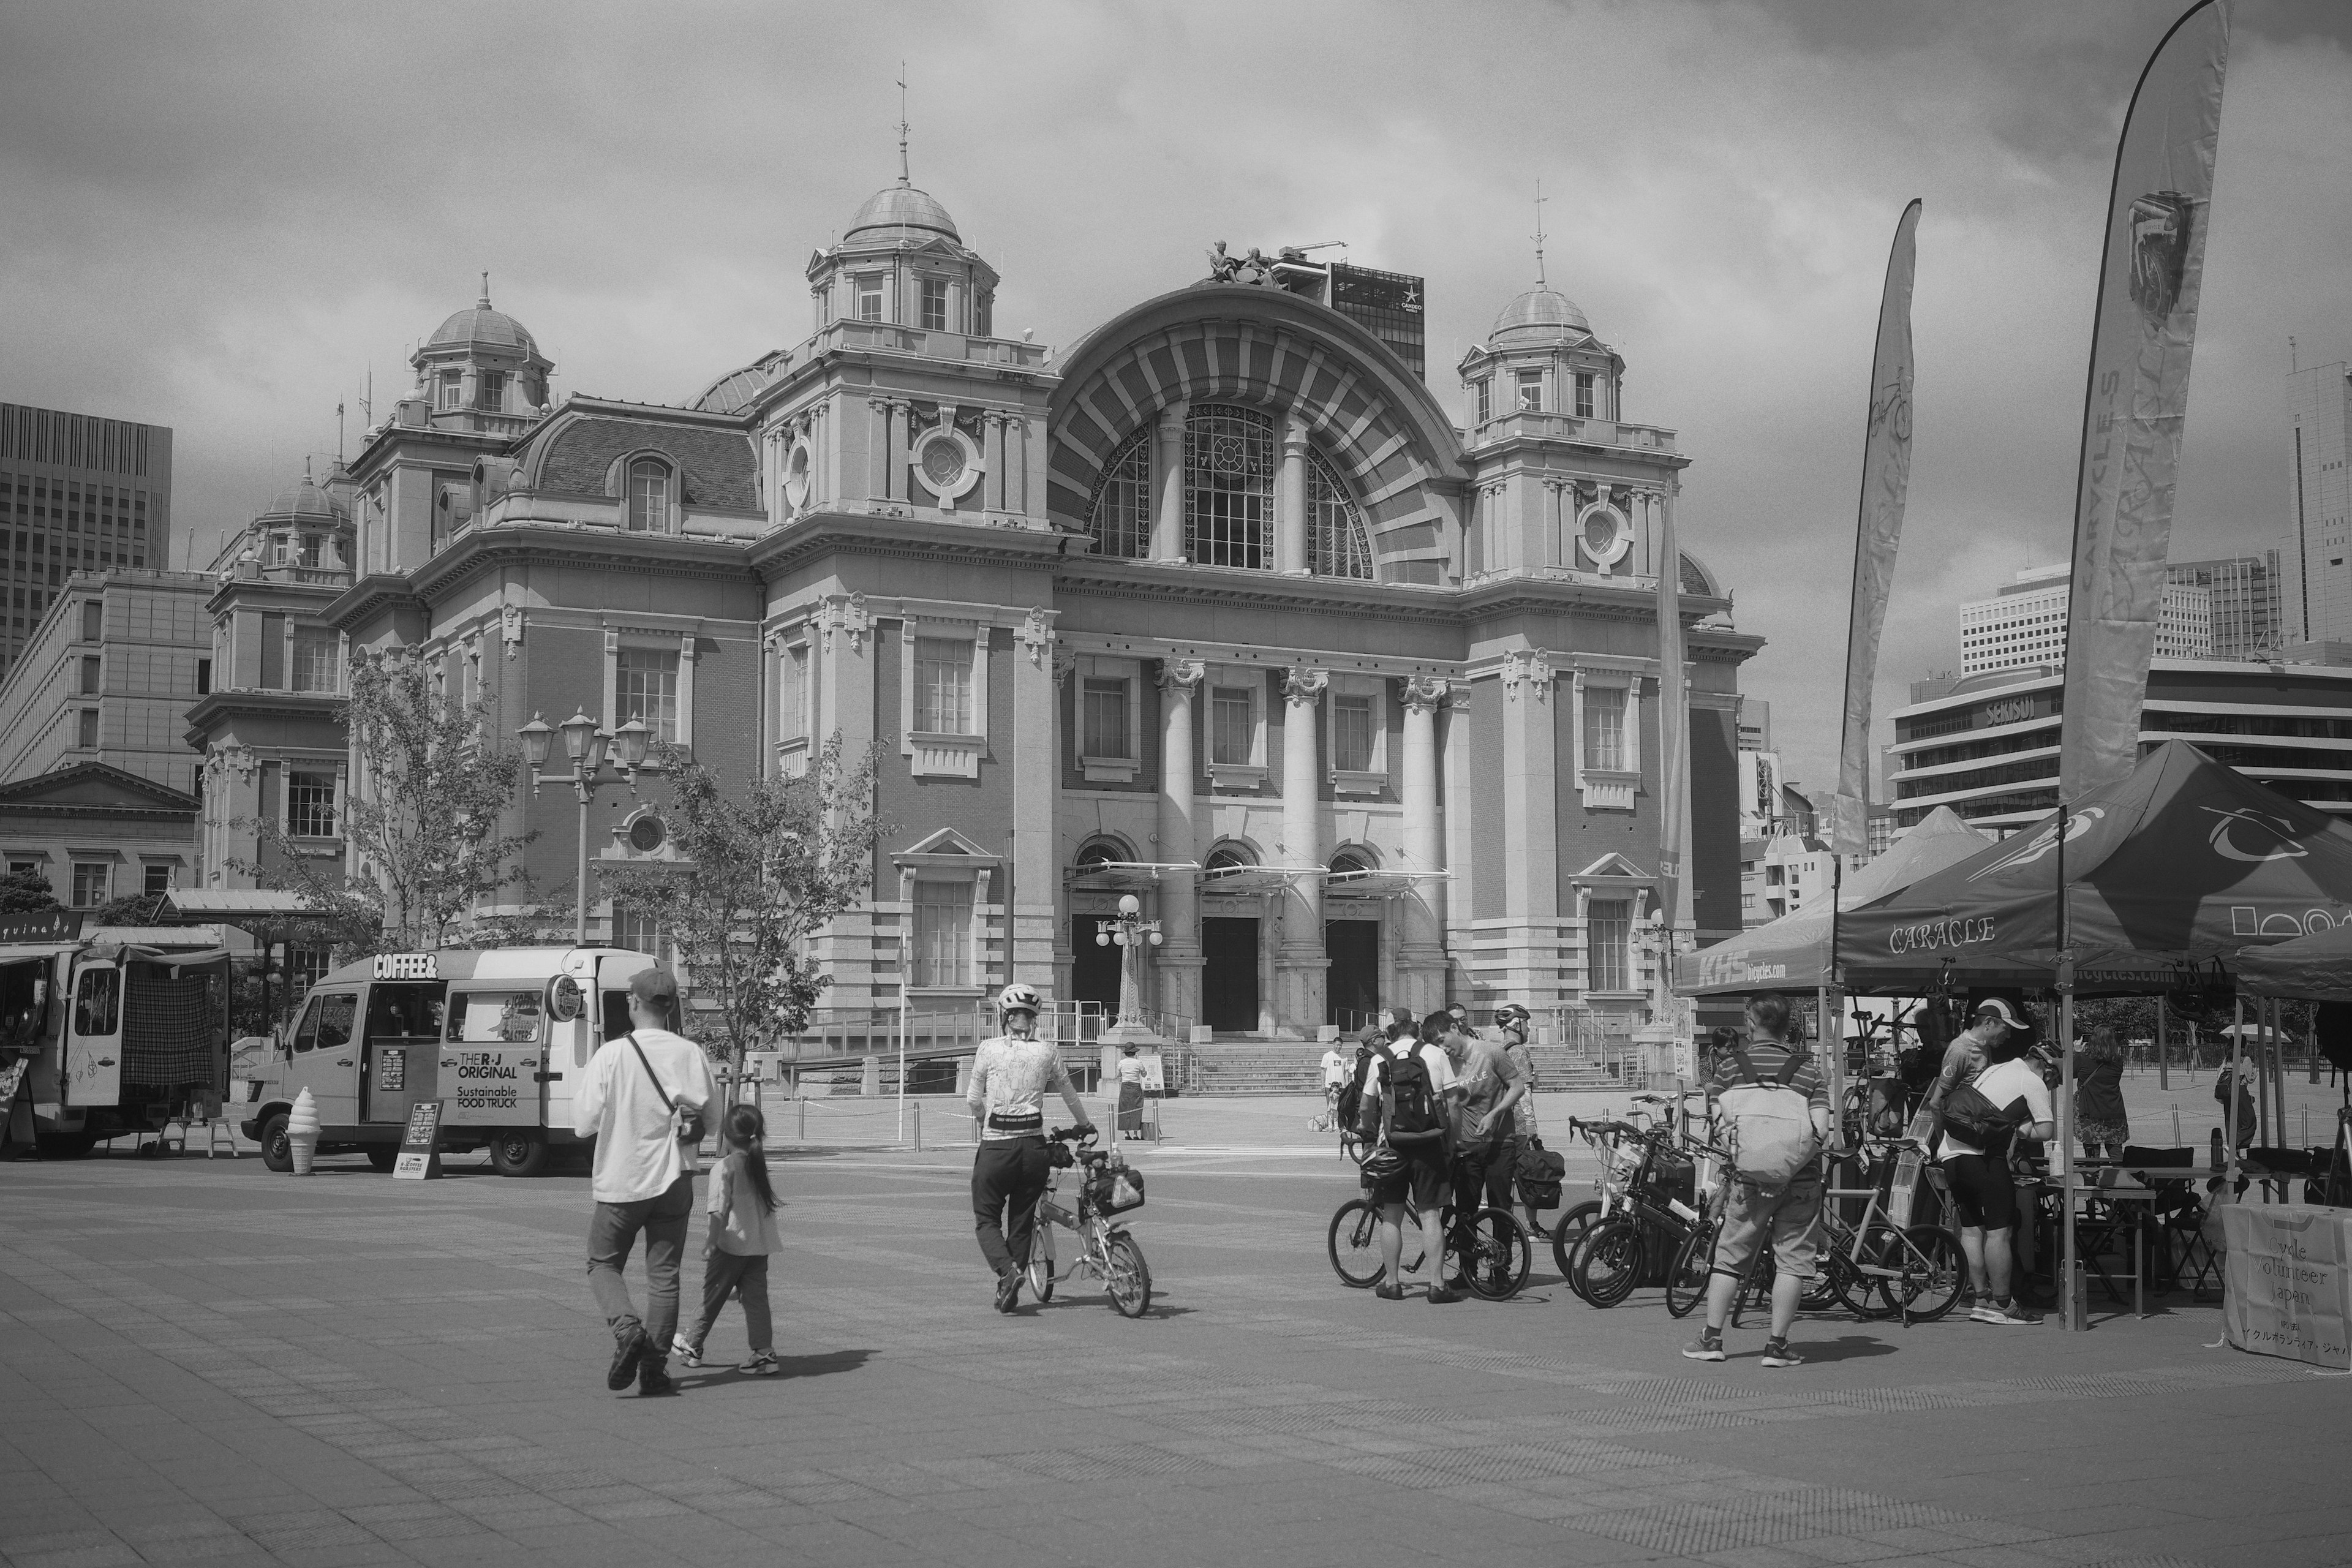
[967,1035,1077,1142]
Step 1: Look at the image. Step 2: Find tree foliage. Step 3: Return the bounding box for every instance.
[601,737,880,1068]
[0,868,61,914]
[235,648,536,954]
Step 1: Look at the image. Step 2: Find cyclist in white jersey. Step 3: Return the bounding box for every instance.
[967,984,1095,1313]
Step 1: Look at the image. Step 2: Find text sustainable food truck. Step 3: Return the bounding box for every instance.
[2,911,233,1157]
[241,945,662,1177]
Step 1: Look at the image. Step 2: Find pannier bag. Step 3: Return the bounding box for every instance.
[1091,1163,1147,1214]
[1717,1047,1819,1194]
[1516,1137,1567,1209]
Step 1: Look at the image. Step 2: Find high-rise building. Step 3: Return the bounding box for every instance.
[2169,551,2282,659]
[1736,697,1770,752]
[0,402,173,682]
[1265,252,1428,380]
[0,567,213,797]
[2285,362,2352,646]
[1958,563,2209,676]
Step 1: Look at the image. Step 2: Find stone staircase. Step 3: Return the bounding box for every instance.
[1183,1040,1627,1096]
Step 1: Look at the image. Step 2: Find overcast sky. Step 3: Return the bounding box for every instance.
[4,0,2348,790]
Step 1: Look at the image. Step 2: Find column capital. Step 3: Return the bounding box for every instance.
[1156,401,1189,433]
[1157,656,1206,693]
[1282,666,1329,706]
[1281,412,1311,451]
[1398,675,1450,714]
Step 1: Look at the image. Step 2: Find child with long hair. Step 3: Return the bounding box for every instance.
[674,1103,782,1374]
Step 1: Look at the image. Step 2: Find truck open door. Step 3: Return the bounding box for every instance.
[63,959,121,1108]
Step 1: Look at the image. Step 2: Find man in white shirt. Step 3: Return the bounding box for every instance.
[575,968,716,1395]
[1318,1044,1349,1130]
[1932,999,2055,1327]
[967,984,1094,1313]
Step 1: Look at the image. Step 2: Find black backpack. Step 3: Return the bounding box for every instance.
[1940,1080,2026,1151]
[1515,1136,1567,1209]
[1373,1044,1446,1148]
[1336,1047,1376,1136]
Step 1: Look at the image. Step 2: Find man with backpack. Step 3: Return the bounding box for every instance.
[1930,999,2054,1325]
[1683,993,1834,1368]
[1357,1016,1458,1302]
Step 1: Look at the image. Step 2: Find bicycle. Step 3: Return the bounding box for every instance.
[1569,1125,1713,1308]
[1023,1126,1153,1317]
[1327,1142,1532,1299]
[1548,1115,1644,1281]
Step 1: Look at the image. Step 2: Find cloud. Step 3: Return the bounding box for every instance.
[1,0,2345,788]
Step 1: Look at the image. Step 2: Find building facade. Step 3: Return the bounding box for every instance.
[2171,551,2282,660]
[219,175,1757,1036]
[2285,361,2352,646]
[0,762,198,910]
[1959,563,2209,677]
[0,567,212,799]
[0,402,173,682]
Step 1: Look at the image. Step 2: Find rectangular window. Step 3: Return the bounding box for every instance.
[1332,694,1376,773]
[437,372,462,411]
[77,709,97,748]
[286,770,337,837]
[627,463,668,533]
[70,861,110,909]
[7,859,38,879]
[919,277,948,331]
[613,904,673,965]
[79,655,99,695]
[1475,379,1491,426]
[1575,372,1596,418]
[80,599,100,641]
[615,649,682,744]
[1583,685,1627,771]
[910,881,973,987]
[913,638,974,734]
[142,864,172,895]
[1211,686,1254,766]
[856,276,884,322]
[1517,371,1543,412]
[290,628,338,693]
[782,644,810,741]
[477,370,506,410]
[1588,898,1632,992]
[1082,677,1129,759]
[195,657,211,696]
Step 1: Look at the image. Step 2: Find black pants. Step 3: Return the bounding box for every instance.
[1449,1140,1513,1264]
[972,1136,1052,1276]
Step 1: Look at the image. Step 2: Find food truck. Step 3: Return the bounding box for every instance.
[1,911,233,1158]
[240,945,662,1176]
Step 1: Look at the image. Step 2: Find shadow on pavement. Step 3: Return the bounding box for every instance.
[1789,1334,1898,1363]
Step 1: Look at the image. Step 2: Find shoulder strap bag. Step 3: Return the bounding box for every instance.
[627,1032,705,1145]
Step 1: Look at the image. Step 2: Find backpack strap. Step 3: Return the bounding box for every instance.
[1776,1050,1811,1087]
[626,1032,676,1113]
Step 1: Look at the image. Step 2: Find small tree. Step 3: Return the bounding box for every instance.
[601,737,880,1071]
[0,868,61,914]
[236,648,536,954]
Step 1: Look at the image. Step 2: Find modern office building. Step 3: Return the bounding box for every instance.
[2170,551,2282,660]
[2284,361,2352,646]
[211,171,1761,1037]
[1959,563,2210,677]
[0,567,213,797]
[1736,696,1770,752]
[0,402,173,682]
[1887,657,2352,832]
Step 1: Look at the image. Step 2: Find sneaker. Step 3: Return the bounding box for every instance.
[1980,1298,2043,1326]
[1967,1301,2002,1324]
[1760,1338,1803,1368]
[606,1325,647,1391]
[993,1269,1021,1314]
[636,1356,676,1396]
[673,1337,703,1370]
[1374,1281,1406,1300]
[1681,1333,1726,1362]
[1426,1285,1463,1304]
[739,1350,781,1376]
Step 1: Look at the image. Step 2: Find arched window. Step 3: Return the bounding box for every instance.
[627,459,671,533]
[1087,429,1151,559]
[1184,405,1273,570]
[1076,837,1130,871]
[1329,848,1376,878]
[1205,842,1257,872]
[1307,452,1374,580]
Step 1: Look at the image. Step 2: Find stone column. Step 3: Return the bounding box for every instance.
[1276,413,1310,573]
[1396,676,1449,1015]
[1150,402,1188,562]
[1156,658,1205,1029]
[1275,666,1329,1037]
[1501,649,1560,1009]
[869,398,891,505]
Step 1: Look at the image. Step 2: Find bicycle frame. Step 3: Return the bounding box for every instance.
[1028,1144,1135,1291]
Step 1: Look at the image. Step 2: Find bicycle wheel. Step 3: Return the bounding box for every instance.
[1664,1220,1716,1319]
[1458,1207,1532,1300]
[1884,1224,1966,1322]
[1104,1233,1153,1317]
[1025,1240,1056,1303]
[1548,1199,1602,1282]
[1327,1199,1386,1288]
[1570,1218,1645,1308]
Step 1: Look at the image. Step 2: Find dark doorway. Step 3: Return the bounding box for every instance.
[1070,913,1121,1016]
[1200,918,1260,1033]
[1325,919,1379,1028]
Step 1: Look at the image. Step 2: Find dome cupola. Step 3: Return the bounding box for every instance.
[406,274,556,429]
[1489,287,1593,345]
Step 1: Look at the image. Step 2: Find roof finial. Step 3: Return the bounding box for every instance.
[1531,179,1550,288]
[896,61,911,186]
[478,271,491,309]
[304,454,314,481]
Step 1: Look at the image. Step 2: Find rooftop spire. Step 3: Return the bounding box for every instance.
[478,271,491,309]
[895,61,911,186]
[1531,179,1550,288]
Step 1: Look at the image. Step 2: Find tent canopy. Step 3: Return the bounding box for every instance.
[1676,807,1990,995]
[2236,922,2352,1001]
[1837,741,2352,993]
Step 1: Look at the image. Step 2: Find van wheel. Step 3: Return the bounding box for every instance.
[365,1147,398,1172]
[489,1128,548,1178]
[259,1114,293,1173]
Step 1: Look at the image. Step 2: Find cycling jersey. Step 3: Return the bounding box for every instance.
[967,1034,1077,1140]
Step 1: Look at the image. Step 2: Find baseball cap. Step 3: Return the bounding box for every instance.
[1974,997,2027,1031]
[629,967,680,1006]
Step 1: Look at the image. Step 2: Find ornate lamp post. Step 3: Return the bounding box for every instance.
[1635,908,1698,1082]
[516,710,653,942]
[1095,892,1163,1046]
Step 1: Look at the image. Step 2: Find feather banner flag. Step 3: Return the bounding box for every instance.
[2059,0,2232,801]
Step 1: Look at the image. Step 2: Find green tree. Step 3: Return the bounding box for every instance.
[236,648,537,954]
[0,868,62,914]
[601,737,880,1072]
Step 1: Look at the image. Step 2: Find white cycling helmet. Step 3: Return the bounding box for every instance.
[1494,1003,1532,1028]
[997,982,1044,1016]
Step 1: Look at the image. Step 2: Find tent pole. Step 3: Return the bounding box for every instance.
[2226,994,2244,1186]
[2157,995,2168,1091]
[2059,987,2078,1330]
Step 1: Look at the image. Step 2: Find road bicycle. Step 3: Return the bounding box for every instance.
[1023,1126,1153,1317]
[1327,1144,1532,1299]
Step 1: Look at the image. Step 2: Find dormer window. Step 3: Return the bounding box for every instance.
[856,276,884,322]
[478,371,507,411]
[1517,371,1544,412]
[627,460,671,533]
[919,277,948,331]
[1575,372,1596,418]
[437,372,462,411]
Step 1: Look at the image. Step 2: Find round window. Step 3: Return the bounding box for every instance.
[628,815,667,854]
[783,444,811,509]
[921,437,966,488]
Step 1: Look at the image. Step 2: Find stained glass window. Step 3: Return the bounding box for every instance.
[1087,429,1151,559]
[1183,405,1272,570]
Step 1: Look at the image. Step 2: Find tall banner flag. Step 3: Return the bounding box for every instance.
[1655,485,1692,933]
[2058,0,2232,801]
[1828,198,1924,859]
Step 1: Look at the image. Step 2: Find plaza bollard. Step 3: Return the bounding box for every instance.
[911,1102,921,1152]
[286,1087,319,1175]
[797,1095,807,1141]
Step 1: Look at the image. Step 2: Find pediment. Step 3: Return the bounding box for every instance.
[901,826,992,858]
[0,762,198,812]
[1575,852,1650,880]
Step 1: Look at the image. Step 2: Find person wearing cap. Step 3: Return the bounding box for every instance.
[574,967,717,1397]
[967,984,1094,1313]
[1927,998,2054,1326]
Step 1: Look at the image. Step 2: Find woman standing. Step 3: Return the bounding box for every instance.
[2070,1026,2130,1160]
[1116,1046,1148,1139]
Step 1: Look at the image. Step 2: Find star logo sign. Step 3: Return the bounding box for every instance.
[2201,807,2308,864]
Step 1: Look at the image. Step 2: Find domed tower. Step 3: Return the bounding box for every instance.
[805,178,998,337]
[213,464,354,576]
[1458,285,1623,437]
[409,276,554,432]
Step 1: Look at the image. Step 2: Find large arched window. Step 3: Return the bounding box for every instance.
[1307,452,1374,580]
[1184,405,1273,570]
[627,459,671,533]
[1087,429,1151,558]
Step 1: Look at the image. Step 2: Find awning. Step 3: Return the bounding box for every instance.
[1325,869,1450,898]
[89,925,226,950]
[1065,861,1201,892]
[2237,925,2352,1001]
[1198,864,1322,895]
[168,890,317,914]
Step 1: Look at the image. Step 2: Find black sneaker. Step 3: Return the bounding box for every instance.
[994,1269,1021,1314]
[637,1356,676,1396]
[1374,1281,1406,1300]
[1426,1285,1463,1304]
[1760,1338,1803,1368]
[606,1325,647,1391]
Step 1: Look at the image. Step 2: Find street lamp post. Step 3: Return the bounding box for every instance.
[1096,892,1163,1047]
[1635,909,1697,1085]
[516,710,653,943]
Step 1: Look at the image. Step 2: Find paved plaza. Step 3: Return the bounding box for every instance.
[4,1095,2346,1568]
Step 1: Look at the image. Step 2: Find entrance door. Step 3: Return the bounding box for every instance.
[63,959,121,1107]
[288,987,361,1129]
[1200,918,1260,1033]
[361,982,445,1123]
[1325,919,1380,1030]
[1070,913,1121,1025]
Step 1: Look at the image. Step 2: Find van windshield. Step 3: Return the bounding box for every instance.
[447,990,545,1044]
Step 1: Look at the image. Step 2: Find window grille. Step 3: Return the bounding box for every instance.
[1307,451,1374,580]
[1183,405,1272,570]
[287,771,337,837]
[1087,428,1151,559]
[1583,686,1628,771]
[913,638,974,734]
[919,278,948,331]
[616,649,680,742]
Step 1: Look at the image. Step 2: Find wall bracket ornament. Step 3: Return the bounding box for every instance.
[1052,647,1078,688]
[1502,649,1554,703]
[1018,606,1053,667]
[500,605,525,659]
[824,592,872,654]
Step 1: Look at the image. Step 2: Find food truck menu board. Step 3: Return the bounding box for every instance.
[392,1098,444,1180]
